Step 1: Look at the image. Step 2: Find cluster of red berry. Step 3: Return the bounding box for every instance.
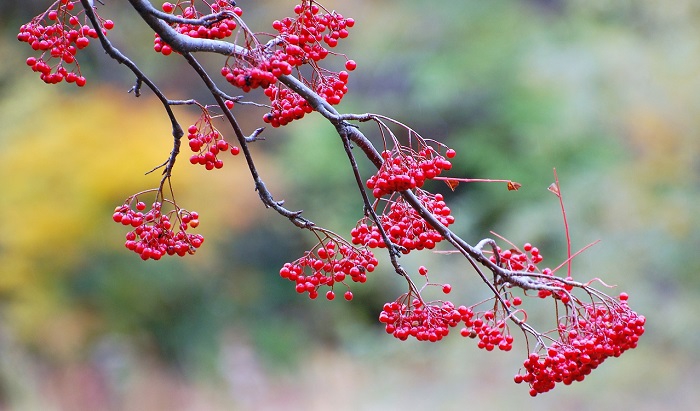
[315,70,350,105]
[351,191,455,252]
[17,0,114,86]
[154,1,242,55]
[262,84,314,126]
[112,200,204,260]
[459,309,515,351]
[187,108,240,170]
[379,298,463,342]
[259,1,356,125]
[221,53,289,92]
[492,242,544,272]
[492,242,578,300]
[366,148,455,198]
[279,238,378,300]
[516,296,645,396]
[272,2,354,52]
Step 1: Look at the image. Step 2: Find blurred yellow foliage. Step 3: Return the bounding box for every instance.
[0,79,264,354]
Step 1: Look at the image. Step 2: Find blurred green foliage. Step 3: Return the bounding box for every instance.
[1,0,699,409]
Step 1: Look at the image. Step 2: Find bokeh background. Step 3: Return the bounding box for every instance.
[2,0,699,410]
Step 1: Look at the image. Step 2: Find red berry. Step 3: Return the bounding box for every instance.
[344,291,353,301]
[345,60,357,71]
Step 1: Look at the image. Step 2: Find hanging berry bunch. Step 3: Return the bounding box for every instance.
[218,1,356,126]
[112,190,204,260]
[154,0,242,55]
[187,104,240,170]
[279,230,378,301]
[515,294,644,396]
[17,0,114,86]
[352,190,455,252]
[380,297,463,342]
[366,147,454,198]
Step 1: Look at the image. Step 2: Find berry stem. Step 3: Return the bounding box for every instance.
[550,169,572,278]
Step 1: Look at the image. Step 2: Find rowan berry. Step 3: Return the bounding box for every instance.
[113,196,204,260]
[366,146,452,198]
[352,190,454,253]
[518,301,645,396]
[19,1,114,86]
[280,236,377,301]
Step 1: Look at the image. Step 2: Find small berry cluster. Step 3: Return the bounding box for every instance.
[492,242,576,300]
[18,0,114,86]
[279,237,378,300]
[351,191,455,253]
[367,147,454,198]
[187,109,240,170]
[154,1,242,55]
[259,1,356,126]
[221,55,287,92]
[259,67,351,126]
[214,1,355,126]
[112,199,204,260]
[516,296,645,396]
[459,308,515,352]
[272,2,355,53]
[315,70,350,105]
[379,298,463,342]
[492,242,544,272]
[262,84,314,126]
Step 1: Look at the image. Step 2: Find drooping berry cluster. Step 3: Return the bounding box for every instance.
[221,55,287,92]
[231,1,356,126]
[154,1,242,55]
[260,67,350,126]
[112,198,204,260]
[367,147,454,198]
[187,108,240,170]
[279,236,378,301]
[17,0,114,86]
[262,84,314,127]
[272,2,355,53]
[351,191,455,253]
[379,296,465,342]
[516,296,645,396]
[459,308,515,352]
[491,241,577,300]
[492,242,544,272]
